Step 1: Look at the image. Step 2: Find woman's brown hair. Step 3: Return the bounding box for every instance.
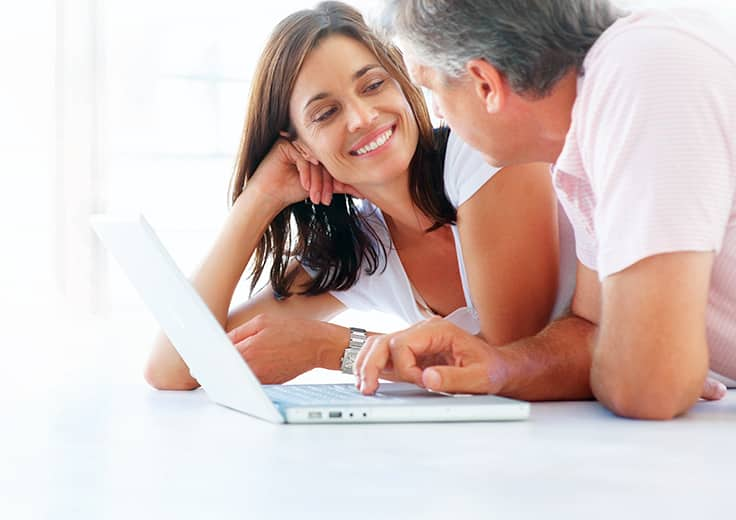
[229,1,455,297]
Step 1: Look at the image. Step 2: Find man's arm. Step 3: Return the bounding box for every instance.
[354,257,724,406]
[592,251,713,420]
[355,261,601,400]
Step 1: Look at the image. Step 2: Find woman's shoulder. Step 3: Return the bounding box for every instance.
[440,129,501,208]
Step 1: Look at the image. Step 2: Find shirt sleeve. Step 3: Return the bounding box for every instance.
[297,203,386,312]
[552,166,599,271]
[298,204,416,319]
[300,261,386,312]
[579,27,736,280]
[443,130,501,208]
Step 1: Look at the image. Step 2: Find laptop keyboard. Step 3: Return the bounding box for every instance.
[263,384,407,406]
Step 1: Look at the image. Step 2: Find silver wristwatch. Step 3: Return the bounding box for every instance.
[340,327,368,374]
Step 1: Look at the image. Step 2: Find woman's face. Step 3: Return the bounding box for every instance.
[288,34,419,190]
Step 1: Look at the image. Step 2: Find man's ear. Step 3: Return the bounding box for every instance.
[465,59,506,114]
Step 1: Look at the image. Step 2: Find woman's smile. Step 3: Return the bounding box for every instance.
[349,123,397,157]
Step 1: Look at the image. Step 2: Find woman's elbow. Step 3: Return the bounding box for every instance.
[143,363,199,391]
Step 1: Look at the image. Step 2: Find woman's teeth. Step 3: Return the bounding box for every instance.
[354,128,393,156]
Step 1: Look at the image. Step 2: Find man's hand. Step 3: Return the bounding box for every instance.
[701,377,728,401]
[354,317,509,395]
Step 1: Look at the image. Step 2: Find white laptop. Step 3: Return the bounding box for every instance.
[92,215,530,424]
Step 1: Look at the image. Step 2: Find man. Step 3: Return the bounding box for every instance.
[354,0,736,419]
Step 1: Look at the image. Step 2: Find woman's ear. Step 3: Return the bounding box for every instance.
[291,138,319,166]
[465,58,507,114]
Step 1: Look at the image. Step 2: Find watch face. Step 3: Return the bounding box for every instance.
[341,348,360,373]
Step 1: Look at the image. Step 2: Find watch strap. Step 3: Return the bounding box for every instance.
[340,327,367,374]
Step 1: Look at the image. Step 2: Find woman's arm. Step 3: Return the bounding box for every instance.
[145,140,345,390]
[457,162,559,345]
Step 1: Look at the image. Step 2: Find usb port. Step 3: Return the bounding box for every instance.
[308,411,322,419]
[328,411,342,418]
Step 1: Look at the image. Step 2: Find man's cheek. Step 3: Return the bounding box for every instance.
[431,97,444,120]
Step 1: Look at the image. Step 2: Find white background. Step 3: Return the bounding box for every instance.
[1,0,734,383]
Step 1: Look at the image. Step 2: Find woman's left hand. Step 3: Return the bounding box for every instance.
[227,314,345,384]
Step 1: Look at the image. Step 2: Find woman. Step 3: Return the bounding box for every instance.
[145,1,572,390]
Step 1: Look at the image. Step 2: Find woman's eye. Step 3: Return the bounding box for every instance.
[314,107,337,123]
[365,80,385,93]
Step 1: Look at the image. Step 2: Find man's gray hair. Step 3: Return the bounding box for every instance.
[379,0,626,97]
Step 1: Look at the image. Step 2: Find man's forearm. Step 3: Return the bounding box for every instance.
[494,315,596,401]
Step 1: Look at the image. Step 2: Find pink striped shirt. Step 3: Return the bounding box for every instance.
[552,9,736,384]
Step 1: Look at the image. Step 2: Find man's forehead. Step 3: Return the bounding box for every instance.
[393,38,431,83]
[405,59,423,83]
[403,55,433,86]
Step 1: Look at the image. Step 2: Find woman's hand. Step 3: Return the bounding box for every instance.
[247,139,361,210]
[227,314,346,384]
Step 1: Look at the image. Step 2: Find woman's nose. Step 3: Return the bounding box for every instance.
[346,98,379,132]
